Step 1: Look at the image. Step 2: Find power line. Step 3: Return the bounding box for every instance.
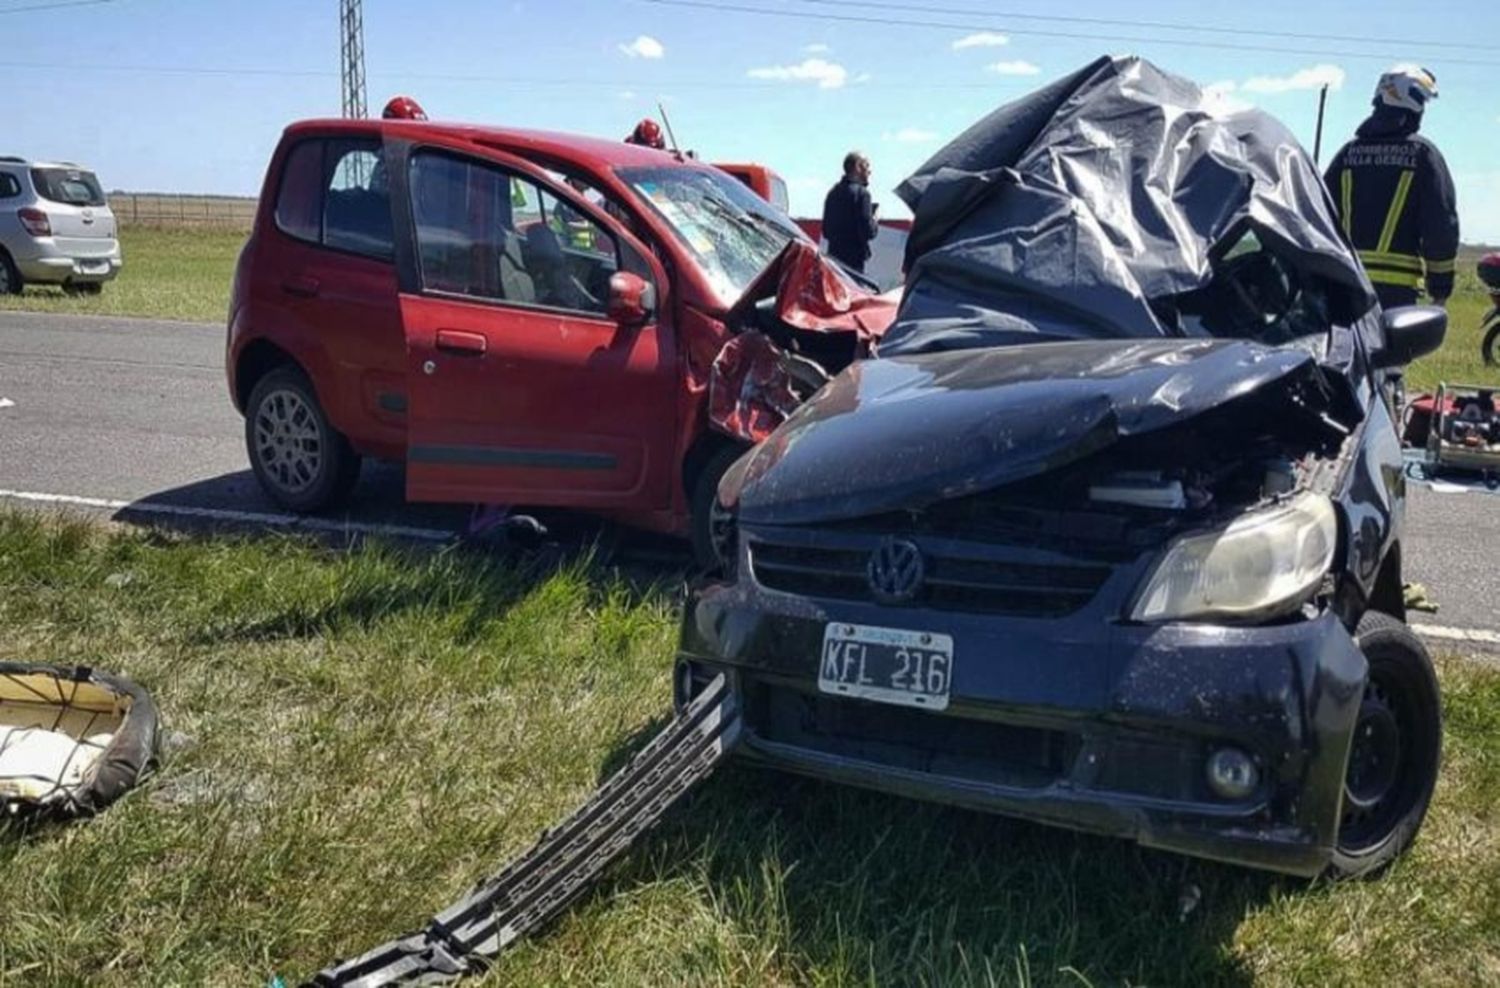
[0,0,114,14]
[634,0,1496,67]
[791,0,1500,55]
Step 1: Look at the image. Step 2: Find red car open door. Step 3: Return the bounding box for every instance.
[396,145,678,512]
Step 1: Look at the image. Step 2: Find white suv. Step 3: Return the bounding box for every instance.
[0,157,122,295]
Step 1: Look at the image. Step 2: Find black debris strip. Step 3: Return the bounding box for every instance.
[308,674,742,987]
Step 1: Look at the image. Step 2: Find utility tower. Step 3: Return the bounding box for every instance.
[339,0,367,119]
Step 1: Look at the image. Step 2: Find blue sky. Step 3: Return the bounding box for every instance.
[5,0,1497,242]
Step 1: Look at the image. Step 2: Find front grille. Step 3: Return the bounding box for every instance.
[750,682,1076,789]
[749,539,1111,617]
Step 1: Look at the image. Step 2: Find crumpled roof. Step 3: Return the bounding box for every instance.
[880,56,1376,355]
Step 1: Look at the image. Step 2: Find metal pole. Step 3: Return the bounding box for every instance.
[1313,84,1329,165]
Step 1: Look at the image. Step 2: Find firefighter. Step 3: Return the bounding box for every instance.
[1324,66,1459,310]
[625,118,667,150]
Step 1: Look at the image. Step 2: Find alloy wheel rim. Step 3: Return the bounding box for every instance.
[253,389,323,495]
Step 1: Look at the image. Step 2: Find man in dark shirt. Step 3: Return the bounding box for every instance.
[821,151,879,273]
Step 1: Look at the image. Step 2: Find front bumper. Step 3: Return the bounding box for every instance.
[13,240,122,285]
[677,567,1368,877]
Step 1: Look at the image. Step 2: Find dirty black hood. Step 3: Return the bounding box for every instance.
[722,338,1359,527]
[880,56,1377,355]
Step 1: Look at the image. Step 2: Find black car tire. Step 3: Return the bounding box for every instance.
[245,366,361,513]
[0,249,21,295]
[689,444,746,574]
[1328,610,1442,879]
[1482,320,1500,366]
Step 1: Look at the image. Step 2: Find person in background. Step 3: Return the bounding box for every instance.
[821,151,879,273]
[1324,66,1459,310]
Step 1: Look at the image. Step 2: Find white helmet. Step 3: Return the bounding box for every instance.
[1374,65,1439,113]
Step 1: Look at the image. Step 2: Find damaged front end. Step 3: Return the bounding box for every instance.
[682,343,1371,874]
[707,241,898,443]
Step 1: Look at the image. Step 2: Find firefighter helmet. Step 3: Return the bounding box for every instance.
[382,96,428,121]
[1374,67,1438,114]
[626,118,666,150]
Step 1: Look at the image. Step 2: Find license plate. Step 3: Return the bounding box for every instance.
[818,622,953,711]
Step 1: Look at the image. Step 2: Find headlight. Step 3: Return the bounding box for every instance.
[1131,492,1337,623]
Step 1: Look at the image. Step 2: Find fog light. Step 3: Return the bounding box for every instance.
[1206,747,1259,800]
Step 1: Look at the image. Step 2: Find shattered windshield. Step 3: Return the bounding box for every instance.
[617,166,806,307]
[1157,228,1332,345]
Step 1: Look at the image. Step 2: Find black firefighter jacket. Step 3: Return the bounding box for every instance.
[1324,108,1460,302]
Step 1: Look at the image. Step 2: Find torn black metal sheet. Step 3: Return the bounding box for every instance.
[722,338,1360,527]
[882,56,1376,355]
[307,674,742,987]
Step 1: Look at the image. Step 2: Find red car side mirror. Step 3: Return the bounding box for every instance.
[607,271,655,326]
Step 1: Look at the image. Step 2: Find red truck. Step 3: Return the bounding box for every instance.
[227,117,893,564]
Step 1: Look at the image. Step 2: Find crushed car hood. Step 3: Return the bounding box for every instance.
[721,338,1361,526]
[880,56,1376,354]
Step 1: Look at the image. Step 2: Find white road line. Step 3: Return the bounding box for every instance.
[0,489,456,542]
[1412,623,1500,648]
[0,398,14,409]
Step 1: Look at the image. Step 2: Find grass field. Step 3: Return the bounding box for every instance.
[0,227,242,324]
[1,511,1497,986]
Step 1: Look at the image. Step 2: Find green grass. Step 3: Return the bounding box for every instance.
[1,511,1498,986]
[0,227,243,324]
[1405,245,1498,394]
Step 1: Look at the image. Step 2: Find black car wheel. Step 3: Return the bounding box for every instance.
[0,249,21,295]
[1328,610,1442,879]
[689,444,746,574]
[245,366,361,513]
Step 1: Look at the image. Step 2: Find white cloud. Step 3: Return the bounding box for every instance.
[746,57,848,89]
[804,42,831,53]
[618,35,665,59]
[852,71,872,84]
[988,60,1041,76]
[883,127,938,143]
[1241,64,1345,94]
[952,31,1009,50]
[617,90,637,101]
[1202,79,1255,114]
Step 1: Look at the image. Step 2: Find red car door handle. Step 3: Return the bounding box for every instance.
[281,275,321,298]
[435,330,488,356]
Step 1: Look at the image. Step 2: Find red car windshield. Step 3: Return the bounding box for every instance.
[618,165,807,307]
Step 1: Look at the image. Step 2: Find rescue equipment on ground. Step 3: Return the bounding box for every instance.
[1406,383,1500,488]
[1,662,159,819]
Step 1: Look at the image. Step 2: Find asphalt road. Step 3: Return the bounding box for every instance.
[1,310,1496,642]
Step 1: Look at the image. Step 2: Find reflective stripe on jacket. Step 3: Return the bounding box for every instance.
[1325,114,1459,301]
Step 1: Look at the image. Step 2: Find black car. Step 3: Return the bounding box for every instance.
[674,57,1448,878]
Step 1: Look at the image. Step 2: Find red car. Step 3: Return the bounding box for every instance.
[227,117,893,563]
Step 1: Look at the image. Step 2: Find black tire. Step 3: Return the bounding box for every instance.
[0,248,21,295]
[74,282,103,296]
[1482,320,1500,366]
[1328,610,1442,879]
[244,366,361,513]
[689,444,747,573]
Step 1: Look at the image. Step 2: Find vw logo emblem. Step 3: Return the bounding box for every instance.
[867,538,925,604]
